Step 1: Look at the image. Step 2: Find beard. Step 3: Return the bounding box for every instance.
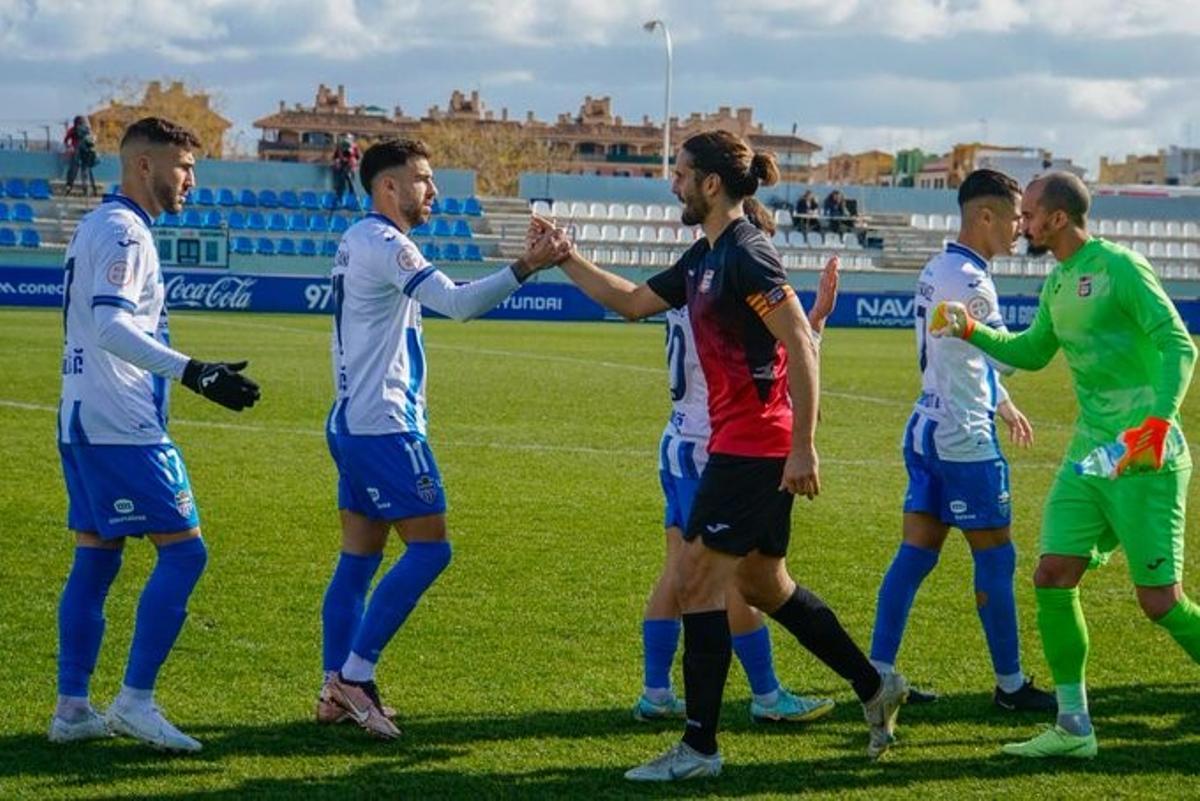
[399,200,430,230]
[155,176,184,214]
[1024,238,1050,256]
[678,194,707,227]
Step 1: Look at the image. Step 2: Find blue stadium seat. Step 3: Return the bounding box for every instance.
[159,212,182,227]
[442,242,462,261]
[307,214,329,233]
[330,216,349,234]
[452,219,472,238]
[340,194,361,212]
[239,189,258,208]
[277,238,297,256]
[299,238,318,257]
[0,184,6,198]
[20,228,40,248]
[442,197,462,215]
[421,242,440,261]
[194,187,216,206]
[410,222,432,237]
[203,210,223,228]
[0,228,15,247]
[227,211,247,230]
[320,191,338,211]
[286,212,306,232]
[218,188,238,207]
[268,213,288,232]
[255,237,275,255]
[247,212,267,231]
[430,197,442,215]
[5,178,28,199]
[463,243,484,261]
[280,190,300,210]
[258,189,279,208]
[300,190,320,210]
[183,209,203,228]
[0,202,8,222]
[321,239,339,257]
[463,197,483,216]
[432,219,452,237]
[27,179,51,200]
[12,203,33,223]
[232,236,254,254]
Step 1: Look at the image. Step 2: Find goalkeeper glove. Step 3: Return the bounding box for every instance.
[928,301,975,339]
[182,359,261,412]
[1114,416,1172,474]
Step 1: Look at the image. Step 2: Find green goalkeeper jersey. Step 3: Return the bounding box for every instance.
[968,237,1196,470]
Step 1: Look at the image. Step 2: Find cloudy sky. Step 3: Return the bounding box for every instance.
[1,0,1198,176]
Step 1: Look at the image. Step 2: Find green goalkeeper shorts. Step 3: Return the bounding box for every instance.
[1041,464,1189,586]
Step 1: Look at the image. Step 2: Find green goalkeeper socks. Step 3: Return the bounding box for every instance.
[1037,587,1090,686]
[1156,596,1200,663]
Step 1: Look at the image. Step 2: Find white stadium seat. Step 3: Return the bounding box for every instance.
[1115,220,1132,236]
[1184,222,1200,239]
[627,203,646,221]
[1165,221,1182,238]
[579,223,602,242]
[789,230,808,247]
[910,213,927,229]
[1133,220,1149,236]
[1167,242,1183,258]
[1097,219,1115,235]
[774,209,792,227]
[551,200,570,217]
[589,202,607,219]
[600,224,619,241]
[639,225,657,242]
[619,225,639,242]
[531,200,551,216]
[646,204,665,221]
[927,214,945,231]
[1149,221,1165,238]
[607,203,627,221]
[569,201,588,218]
[664,205,681,222]
[657,227,675,243]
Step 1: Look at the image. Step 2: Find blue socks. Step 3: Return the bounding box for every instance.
[972,541,1021,677]
[124,537,208,690]
[870,542,939,667]
[58,547,123,697]
[350,541,451,664]
[642,618,681,691]
[322,551,384,672]
[732,625,781,697]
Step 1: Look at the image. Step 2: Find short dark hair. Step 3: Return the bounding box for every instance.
[360,138,432,196]
[681,130,779,200]
[120,117,201,150]
[957,168,1020,208]
[1036,171,1090,226]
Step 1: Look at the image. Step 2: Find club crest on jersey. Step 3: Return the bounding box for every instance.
[175,489,194,518]
[416,474,438,504]
[1077,276,1092,297]
[698,269,714,294]
[106,261,134,287]
[966,294,991,320]
[397,241,424,272]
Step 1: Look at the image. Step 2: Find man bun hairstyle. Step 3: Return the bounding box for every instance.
[120,117,202,151]
[360,138,432,197]
[957,168,1020,209]
[1036,171,1090,227]
[742,197,777,236]
[682,129,779,200]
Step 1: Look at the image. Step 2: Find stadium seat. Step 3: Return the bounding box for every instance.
[1097,219,1115,235]
[0,203,7,222]
[1149,241,1166,258]
[218,188,238,207]
[227,211,247,230]
[12,203,33,223]
[277,238,297,256]
[600,224,619,241]
[255,237,275,255]
[321,240,339,257]
[247,212,267,231]
[442,242,463,261]
[589,202,608,219]
[183,209,203,228]
[288,213,308,232]
[1165,221,1182,238]
[27,179,51,200]
[20,228,40,248]
[607,203,627,220]
[619,225,639,242]
[0,228,15,247]
[910,213,927,229]
[580,224,602,241]
[432,219,453,237]
[5,178,27,199]
[773,209,791,228]
[194,187,215,206]
[410,221,432,237]
[452,219,472,238]
[1132,240,1149,255]
[531,200,552,216]
[300,190,320,210]
[463,243,484,261]
[927,214,945,231]
[308,214,329,233]
[806,231,825,248]
[442,197,462,215]
[1115,220,1132,236]
[341,194,362,212]
[551,200,570,218]
[638,225,656,243]
[1185,222,1200,239]
[268,213,289,232]
[946,215,961,231]
[627,204,646,221]
[203,210,223,228]
[280,190,300,210]
[159,212,182,227]
[657,227,675,243]
[330,216,350,234]
[239,189,258,208]
[431,197,443,215]
[258,189,280,208]
[788,231,808,247]
[1167,241,1183,258]
[463,197,483,216]
[421,242,440,261]
[320,191,338,211]
[647,204,665,222]
[664,205,681,223]
[1149,220,1165,238]
[1133,220,1149,236]
[772,230,789,247]
[299,238,318,257]
[232,236,254,255]
[569,201,589,218]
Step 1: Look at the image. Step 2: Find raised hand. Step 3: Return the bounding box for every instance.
[181,359,261,412]
[929,300,975,339]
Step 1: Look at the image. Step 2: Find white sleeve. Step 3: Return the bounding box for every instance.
[961,274,1017,376]
[90,222,151,312]
[93,305,190,379]
[407,265,520,321]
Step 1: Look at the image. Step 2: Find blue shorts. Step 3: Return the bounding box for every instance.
[59,441,200,539]
[327,431,447,521]
[660,470,701,531]
[903,441,1011,530]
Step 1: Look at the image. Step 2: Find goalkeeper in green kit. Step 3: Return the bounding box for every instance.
[930,172,1200,759]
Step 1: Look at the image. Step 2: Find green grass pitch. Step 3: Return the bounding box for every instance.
[0,307,1197,799]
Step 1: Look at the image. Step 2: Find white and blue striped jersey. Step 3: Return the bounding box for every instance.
[59,195,172,445]
[658,307,710,479]
[328,214,435,438]
[909,241,1012,462]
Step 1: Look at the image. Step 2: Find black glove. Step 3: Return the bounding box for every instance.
[181,359,261,411]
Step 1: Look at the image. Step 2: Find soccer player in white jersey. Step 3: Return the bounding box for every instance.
[636,250,841,725]
[868,169,1055,712]
[50,117,260,752]
[317,139,570,738]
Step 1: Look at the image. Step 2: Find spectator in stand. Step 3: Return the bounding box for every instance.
[331,134,361,208]
[64,116,99,197]
[793,190,820,233]
[823,189,851,234]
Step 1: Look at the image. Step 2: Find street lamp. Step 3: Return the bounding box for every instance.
[643,18,673,180]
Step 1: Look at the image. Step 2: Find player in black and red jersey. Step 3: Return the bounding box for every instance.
[544,130,909,781]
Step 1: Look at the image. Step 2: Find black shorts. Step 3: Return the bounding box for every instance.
[684,454,793,557]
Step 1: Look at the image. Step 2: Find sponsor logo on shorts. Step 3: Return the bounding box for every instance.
[949,500,968,515]
[113,498,135,515]
[1146,557,1167,571]
[366,487,391,510]
[175,489,195,518]
[1077,276,1092,297]
[705,523,731,534]
[416,474,438,504]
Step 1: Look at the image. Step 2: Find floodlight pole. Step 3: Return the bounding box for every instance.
[644,19,673,180]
